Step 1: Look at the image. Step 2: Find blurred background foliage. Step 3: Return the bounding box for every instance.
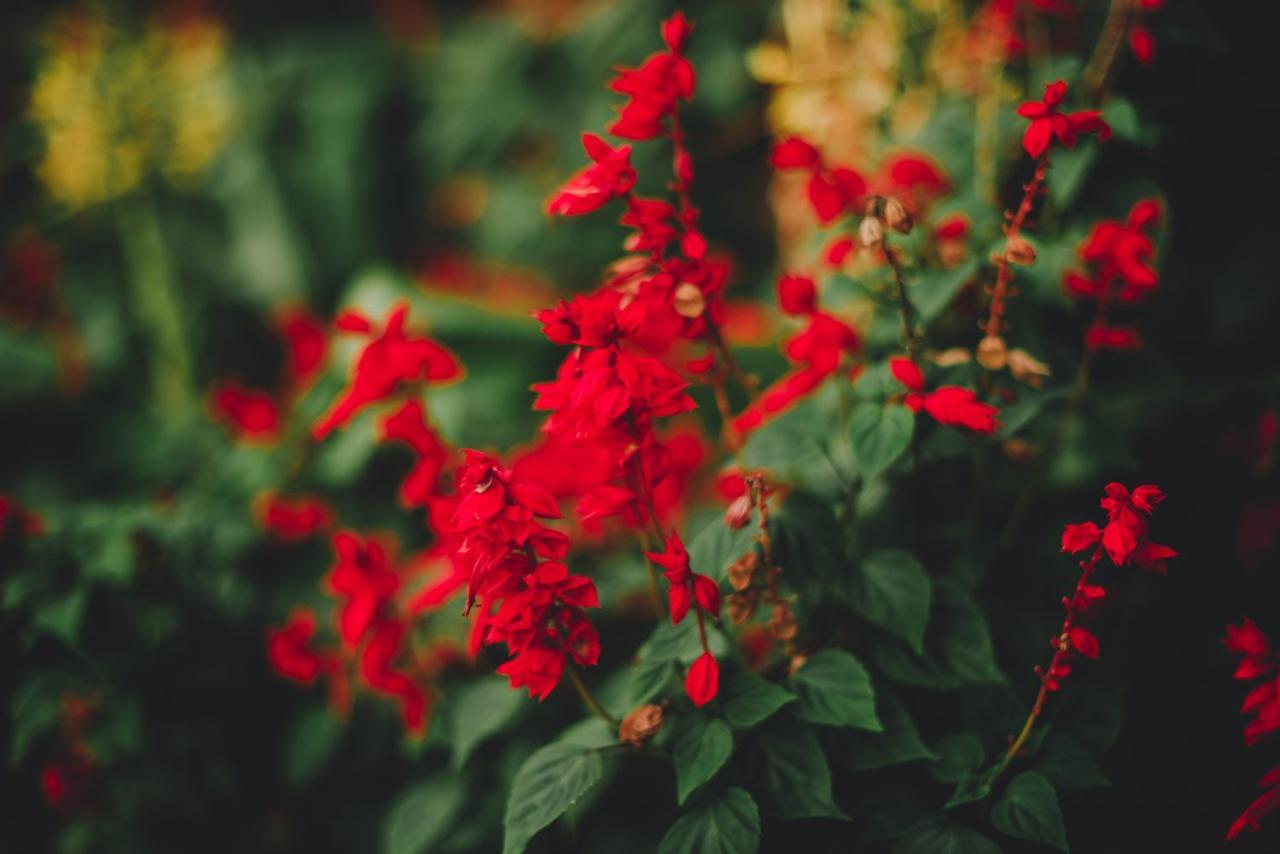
[1,0,1278,852]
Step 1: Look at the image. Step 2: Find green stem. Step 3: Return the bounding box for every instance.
[567,665,619,729]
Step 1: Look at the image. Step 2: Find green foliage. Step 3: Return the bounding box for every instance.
[503,742,604,854]
[850,402,915,480]
[449,676,527,770]
[753,719,847,820]
[851,549,932,654]
[658,787,760,854]
[789,650,882,730]
[384,778,466,854]
[991,771,1069,852]
[718,668,795,730]
[672,712,735,804]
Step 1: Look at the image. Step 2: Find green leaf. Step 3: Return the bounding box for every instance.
[384,777,466,854]
[719,668,795,729]
[1048,144,1098,210]
[849,403,915,480]
[930,734,985,783]
[873,583,1005,690]
[503,742,604,854]
[991,771,1069,852]
[835,689,937,771]
[945,770,993,809]
[32,588,88,646]
[851,549,932,654]
[997,388,1070,439]
[286,707,343,787]
[914,257,980,323]
[1036,734,1111,791]
[686,517,758,585]
[450,676,526,769]
[790,649,881,730]
[672,714,735,804]
[893,825,1004,854]
[658,787,760,854]
[755,721,847,819]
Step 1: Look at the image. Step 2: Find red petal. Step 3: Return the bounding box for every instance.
[685,652,720,707]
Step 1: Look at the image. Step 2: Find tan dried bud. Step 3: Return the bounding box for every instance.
[724,495,753,531]
[673,282,706,318]
[937,239,967,269]
[727,591,757,624]
[1002,438,1040,463]
[769,602,798,641]
[976,335,1008,371]
[859,216,884,248]
[618,703,664,747]
[882,197,913,234]
[929,347,973,367]
[787,654,808,676]
[727,550,759,592]
[1007,348,1051,388]
[1005,235,1036,266]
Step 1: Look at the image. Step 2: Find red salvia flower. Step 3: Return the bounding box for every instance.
[547,134,638,216]
[210,381,280,440]
[891,357,1001,435]
[685,651,719,708]
[267,608,334,684]
[1016,80,1112,159]
[1225,618,1280,838]
[257,492,334,541]
[277,306,328,391]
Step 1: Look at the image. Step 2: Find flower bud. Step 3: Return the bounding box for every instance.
[930,347,973,367]
[618,704,664,747]
[724,494,753,530]
[727,550,759,591]
[768,601,798,641]
[1008,348,1050,388]
[787,654,808,676]
[858,216,884,248]
[673,282,705,318]
[1005,235,1036,265]
[882,197,912,234]
[975,335,1008,370]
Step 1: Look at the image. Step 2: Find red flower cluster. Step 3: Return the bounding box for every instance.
[1061,482,1177,572]
[449,451,599,700]
[890,357,1001,435]
[608,12,695,141]
[646,531,720,706]
[732,273,859,435]
[1064,199,1162,351]
[1016,80,1111,159]
[546,134,636,217]
[1224,618,1280,839]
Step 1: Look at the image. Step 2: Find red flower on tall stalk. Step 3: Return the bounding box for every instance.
[1225,618,1280,839]
[1016,80,1111,159]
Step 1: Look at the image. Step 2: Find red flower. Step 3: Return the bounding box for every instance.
[685,651,719,707]
[277,306,327,390]
[327,531,400,646]
[547,134,638,216]
[1228,768,1280,840]
[312,303,460,440]
[776,273,817,316]
[258,492,333,541]
[1061,521,1102,553]
[646,530,718,624]
[914,386,1001,435]
[267,608,333,683]
[210,381,279,439]
[769,135,867,224]
[359,619,430,734]
[606,14,695,141]
[1016,80,1112,159]
[1085,325,1142,351]
[1098,483,1176,570]
[1068,625,1100,659]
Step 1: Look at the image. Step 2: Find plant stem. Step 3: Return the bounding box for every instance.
[567,665,619,729]
[1082,0,1133,102]
[982,154,1049,350]
[881,237,921,364]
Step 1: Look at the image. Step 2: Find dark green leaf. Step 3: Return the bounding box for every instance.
[991,771,1069,852]
[658,787,760,854]
[673,714,735,804]
[450,676,526,769]
[384,778,466,854]
[945,770,992,809]
[930,734,985,783]
[851,549,932,654]
[1036,734,1111,791]
[893,825,1004,854]
[33,588,89,646]
[790,649,881,730]
[686,518,758,585]
[755,720,847,819]
[835,689,937,771]
[849,403,915,480]
[503,742,603,854]
[286,708,343,787]
[719,668,795,729]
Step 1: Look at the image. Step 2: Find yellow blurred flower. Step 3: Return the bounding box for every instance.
[28,6,234,211]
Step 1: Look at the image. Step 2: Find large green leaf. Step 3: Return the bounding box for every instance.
[834,689,937,771]
[754,720,847,819]
[503,742,604,854]
[384,777,466,854]
[672,713,735,804]
[849,403,915,481]
[851,549,932,654]
[286,707,344,787]
[930,734,985,783]
[789,650,881,730]
[686,517,758,585]
[450,676,526,769]
[719,668,795,729]
[991,771,1069,852]
[1036,734,1111,791]
[658,787,760,854]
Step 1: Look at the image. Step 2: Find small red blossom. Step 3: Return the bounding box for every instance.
[776,273,817,316]
[1226,619,1280,838]
[685,651,720,707]
[1061,521,1102,553]
[1228,768,1280,841]
[257,492,334,541]
[1098,482,1176,571]
[267,608,333,683]
[210,381,280,440]
[547,134,637,216]
[1016,80,1111,159]
[277,306,328,390]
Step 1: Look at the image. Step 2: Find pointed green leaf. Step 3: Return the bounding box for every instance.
[503,742,603,854]
[1036,734,1111,791]
[658,787,760,854]
[852,549,932,654]
[930,734,985,783]
[450,676,526,769]
[790,649,881,730]
[673,714,735,804]
[719,668,795,729]
[893,825,1004,854]
[384,777,465,854]
[850,403,915,480]
[755,720,847,819]
[686,517,758,585]
[835,689,937,770]
[991,771,1069,852]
